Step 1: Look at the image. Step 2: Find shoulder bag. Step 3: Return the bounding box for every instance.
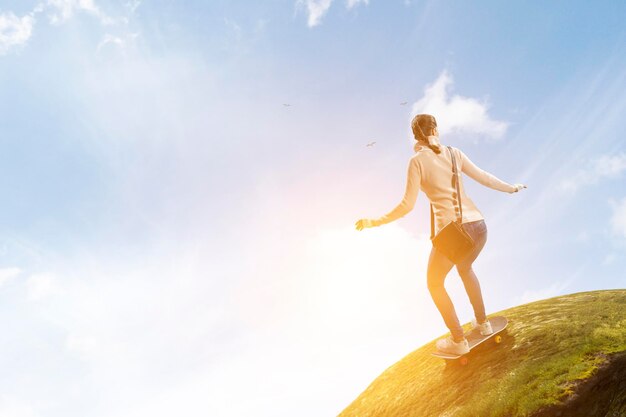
[429,146,475,263]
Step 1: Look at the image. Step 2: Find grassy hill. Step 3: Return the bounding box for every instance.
[338,289,626,417]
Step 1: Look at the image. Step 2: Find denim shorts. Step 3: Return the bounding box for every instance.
[458,219,488,266]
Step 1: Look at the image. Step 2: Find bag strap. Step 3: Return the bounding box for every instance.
[447,145,463,224]
[430,145,464,238]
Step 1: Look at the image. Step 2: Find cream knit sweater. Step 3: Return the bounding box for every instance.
[374,144,516,234]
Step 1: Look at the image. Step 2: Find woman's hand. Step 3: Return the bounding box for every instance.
[511,183,527,193]
[355,218,379,231]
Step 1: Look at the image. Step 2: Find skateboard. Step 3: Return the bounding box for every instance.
[431,316,508,365]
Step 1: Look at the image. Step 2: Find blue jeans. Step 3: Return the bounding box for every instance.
[427,219,488,342]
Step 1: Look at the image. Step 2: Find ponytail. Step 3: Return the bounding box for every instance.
[426,134,442,154]
[411,114,442,154]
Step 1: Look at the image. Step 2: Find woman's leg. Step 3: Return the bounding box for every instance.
[456,220,489,323]
[427,245,464,342]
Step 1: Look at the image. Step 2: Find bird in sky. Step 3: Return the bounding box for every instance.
[283,103,291,107]
[366,141,376,147]
[400,101,408,105]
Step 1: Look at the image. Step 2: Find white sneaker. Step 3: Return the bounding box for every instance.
[471,318,493,336]
[436,336,470,355]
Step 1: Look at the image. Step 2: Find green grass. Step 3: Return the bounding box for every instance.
[338,289,626,417]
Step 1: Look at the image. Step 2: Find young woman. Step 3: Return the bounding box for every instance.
[355,114,527,355]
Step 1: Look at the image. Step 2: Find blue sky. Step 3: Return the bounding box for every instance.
[0,1,625,416]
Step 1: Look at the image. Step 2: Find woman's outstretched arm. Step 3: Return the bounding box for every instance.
[372,157,421,226]
[455,147,517,193]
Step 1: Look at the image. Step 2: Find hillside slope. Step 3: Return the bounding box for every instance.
[338,289,626,417]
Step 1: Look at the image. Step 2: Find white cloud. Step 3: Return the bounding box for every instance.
[96,32,138,53]
[0,397,38,417]
[559,152,626,193]
[125,0,142,14]
[20,244,253,417]
[411,69,509,141]
[26,273,61,301]
[0,267,21,287]
[609,196,626,238]
[0,12,35,55]
[298,0,333,27]
[65,334,99,358]
[97,33,124,50]
[1,0,134,56]
[46,0,116,25]
[297,0,367,27]
[346,0,369,9]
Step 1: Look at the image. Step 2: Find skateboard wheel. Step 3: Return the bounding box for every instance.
[495,335,502,344]
[460,357,469,366]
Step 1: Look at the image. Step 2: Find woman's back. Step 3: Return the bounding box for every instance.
[414,145,484,235]
[373,144,518,234]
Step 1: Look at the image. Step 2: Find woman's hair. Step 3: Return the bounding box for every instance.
[411,113,442,154]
